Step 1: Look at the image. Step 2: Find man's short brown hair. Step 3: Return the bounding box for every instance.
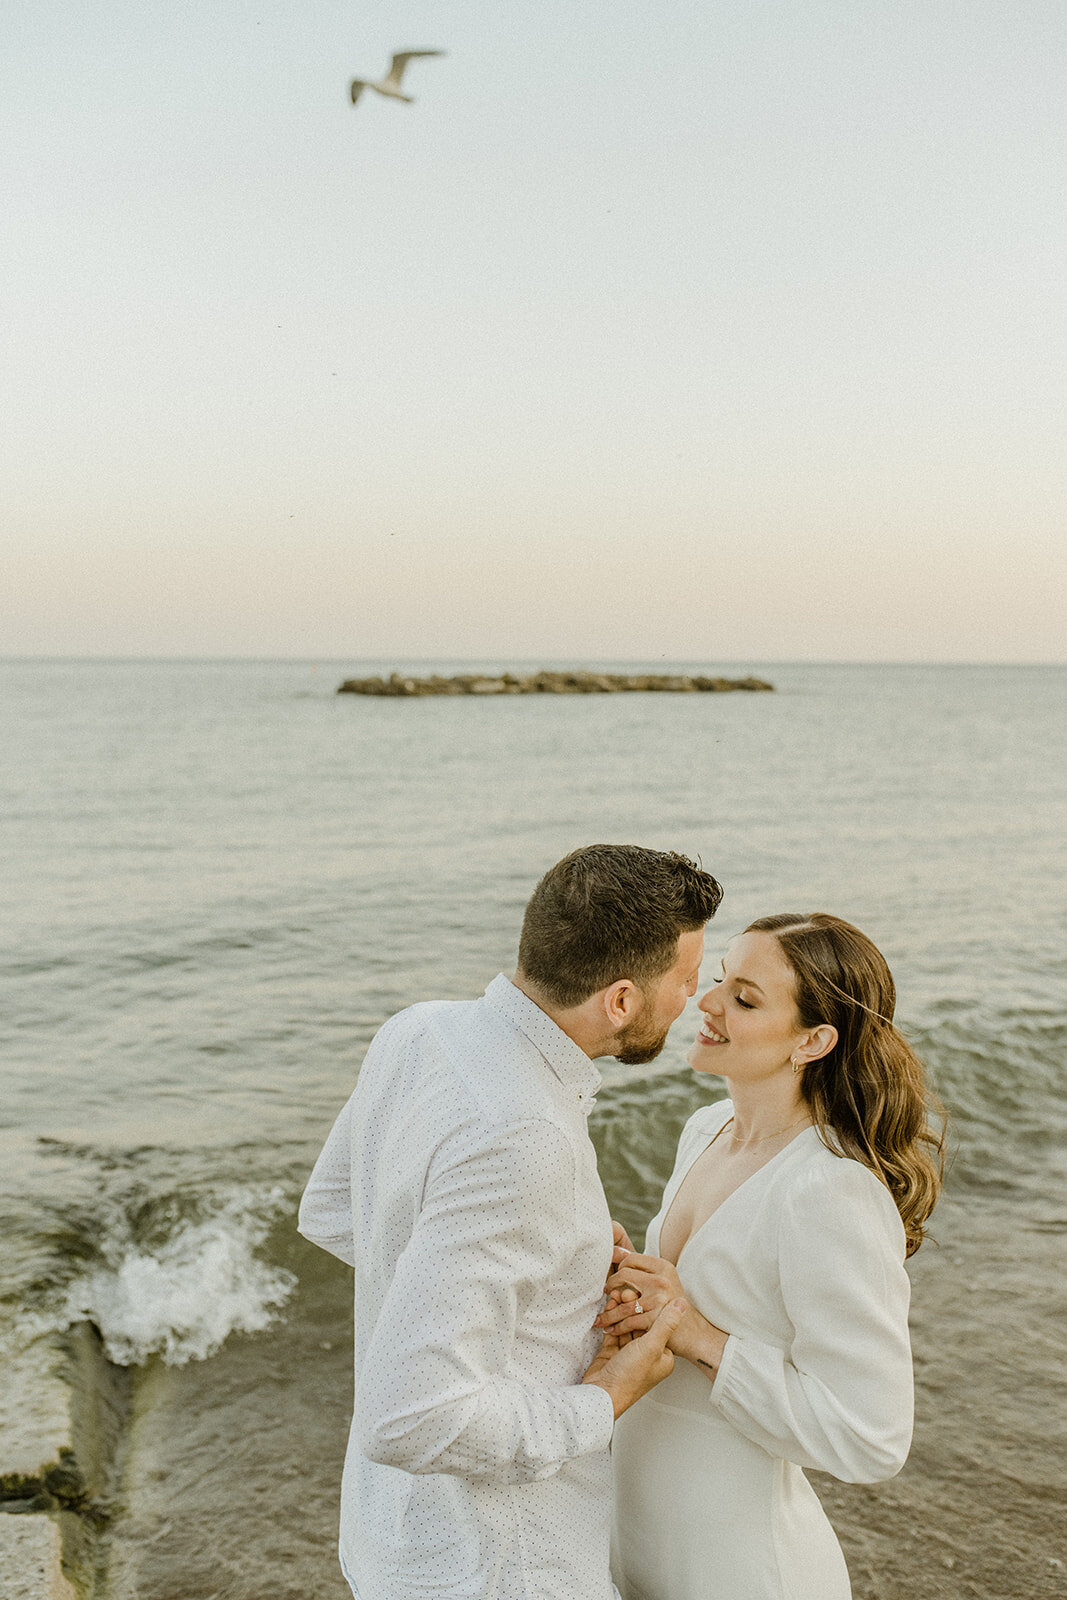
[517,844,723,1007]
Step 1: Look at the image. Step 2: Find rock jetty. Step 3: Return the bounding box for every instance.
[337,670,773,697]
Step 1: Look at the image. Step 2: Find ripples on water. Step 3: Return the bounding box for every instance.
[1,660,1065,1596]
[4,660,1063,1155]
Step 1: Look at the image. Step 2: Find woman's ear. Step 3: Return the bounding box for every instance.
[797,1024,837,1066]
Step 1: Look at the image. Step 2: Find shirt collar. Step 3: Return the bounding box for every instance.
[483,974,602,1112]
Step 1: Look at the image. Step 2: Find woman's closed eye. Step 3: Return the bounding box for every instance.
[715,970,756,1007]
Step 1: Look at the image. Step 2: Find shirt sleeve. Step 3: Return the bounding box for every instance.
[353,1117,615,1483]
[709,1158,913,1483]
[297,1095,356,1266]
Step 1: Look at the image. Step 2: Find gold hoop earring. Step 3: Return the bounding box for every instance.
[791,1055,803,1074]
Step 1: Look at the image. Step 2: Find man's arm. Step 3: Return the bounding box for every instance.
[354,1118,677,1483]
[297,1096,356,1265]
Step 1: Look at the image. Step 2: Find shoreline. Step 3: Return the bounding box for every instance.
[3,1191,1064,1599]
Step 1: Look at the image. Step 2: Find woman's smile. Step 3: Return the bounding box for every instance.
[696,1017,728,1045]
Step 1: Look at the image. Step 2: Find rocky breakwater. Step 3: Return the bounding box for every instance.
[337,671,774,696]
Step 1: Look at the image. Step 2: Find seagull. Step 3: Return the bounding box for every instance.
[349,50,445,106]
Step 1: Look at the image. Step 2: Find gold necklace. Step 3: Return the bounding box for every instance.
[725,1114,812,1148]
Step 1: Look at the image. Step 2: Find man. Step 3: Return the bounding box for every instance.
[299,844,723,1600]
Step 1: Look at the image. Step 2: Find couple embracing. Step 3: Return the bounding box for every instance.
[299,844,944,1600]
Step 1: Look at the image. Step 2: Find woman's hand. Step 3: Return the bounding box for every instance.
[596,1250,726,1373]
[599,1251,686,1332]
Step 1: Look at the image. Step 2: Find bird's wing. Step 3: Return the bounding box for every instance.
[382,49,445,89]
[349,79,366,103]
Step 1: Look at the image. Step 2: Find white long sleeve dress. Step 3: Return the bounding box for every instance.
[611,1100,914,1600]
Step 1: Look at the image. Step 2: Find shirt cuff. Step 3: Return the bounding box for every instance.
[519,1382,618,1482]
[571,1381,617,1454]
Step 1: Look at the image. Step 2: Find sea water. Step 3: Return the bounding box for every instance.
[1,660,1064,1599]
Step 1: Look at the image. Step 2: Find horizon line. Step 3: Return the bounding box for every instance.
[0,655,1063,669]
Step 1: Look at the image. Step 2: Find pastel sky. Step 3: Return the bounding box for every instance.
[3,0,1064,660]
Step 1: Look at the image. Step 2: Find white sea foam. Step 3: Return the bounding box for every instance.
[44,1187,296,1366]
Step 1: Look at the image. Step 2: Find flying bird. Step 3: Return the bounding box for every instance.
[349,50,445,106]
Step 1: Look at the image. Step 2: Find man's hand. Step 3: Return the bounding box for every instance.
[612,1220,635,1256]
[581,1298,685,1418]
[605,1223,636,1299]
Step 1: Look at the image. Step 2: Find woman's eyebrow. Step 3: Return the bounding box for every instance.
[725,974,765,994]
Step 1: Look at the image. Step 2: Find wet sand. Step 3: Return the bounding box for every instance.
[83,1224,351,1600]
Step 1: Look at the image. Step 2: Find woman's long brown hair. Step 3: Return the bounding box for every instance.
[746,913,945,1256]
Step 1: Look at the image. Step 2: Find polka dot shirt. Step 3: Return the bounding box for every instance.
[299,975,621,1600]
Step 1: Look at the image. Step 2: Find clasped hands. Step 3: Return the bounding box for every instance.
[580,1222,688,1417]
[597,1240,688,1347]
[596,1223,723,1376]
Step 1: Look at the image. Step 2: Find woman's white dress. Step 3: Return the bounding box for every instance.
[611,1100,914,1600]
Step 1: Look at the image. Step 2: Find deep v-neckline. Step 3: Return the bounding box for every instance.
[658,1109,815,1265]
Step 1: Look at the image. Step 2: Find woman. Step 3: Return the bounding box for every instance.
[602,913,945,1600]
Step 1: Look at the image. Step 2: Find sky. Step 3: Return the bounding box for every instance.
[3,0,1065,661]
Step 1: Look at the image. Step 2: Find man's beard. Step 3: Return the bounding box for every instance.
[612,1014,671,1066]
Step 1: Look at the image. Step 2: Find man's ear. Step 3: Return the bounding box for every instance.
[796,1023,837,1067]
[601,978,641,1029]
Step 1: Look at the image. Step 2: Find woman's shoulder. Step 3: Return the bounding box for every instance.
[670,1097,732,1167]
[679,1096,733,1145]
[780,1136,906,1244]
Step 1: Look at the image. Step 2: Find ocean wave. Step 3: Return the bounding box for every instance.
[31,1186,296,1367]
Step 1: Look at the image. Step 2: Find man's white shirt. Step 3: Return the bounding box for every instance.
[298,974,619,1600]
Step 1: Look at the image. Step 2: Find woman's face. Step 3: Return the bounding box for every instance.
[688,930,810,1082]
